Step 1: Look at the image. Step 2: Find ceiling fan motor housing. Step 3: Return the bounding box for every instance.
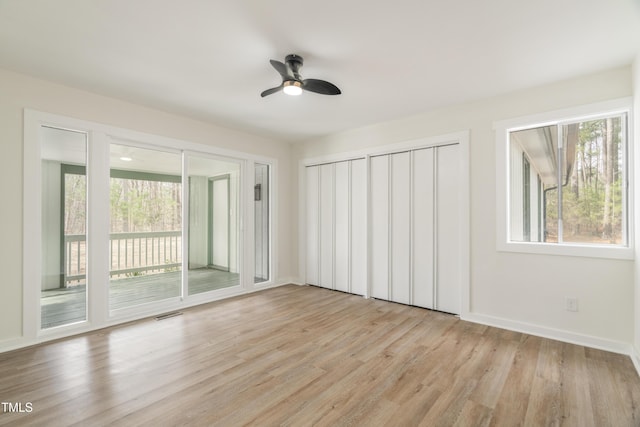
[285,54,303,78]
[260,54,341,97]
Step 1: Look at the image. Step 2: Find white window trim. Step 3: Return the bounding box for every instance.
[494,97,634,260]
[23,109,278,346]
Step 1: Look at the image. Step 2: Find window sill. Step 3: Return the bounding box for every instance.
[497,241,634,260]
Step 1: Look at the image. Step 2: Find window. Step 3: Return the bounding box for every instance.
[496,98,632,259]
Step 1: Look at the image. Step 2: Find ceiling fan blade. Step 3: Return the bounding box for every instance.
[270,59,291,80]
[302,79,341,95]
[260,85,283,97]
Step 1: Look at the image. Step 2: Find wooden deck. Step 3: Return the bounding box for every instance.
[2,284,640,426]
[41,268,239,329]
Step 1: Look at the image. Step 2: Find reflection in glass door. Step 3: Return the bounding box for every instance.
[187,156,240,295]
[209,175,230,271]
[40,126,88,329]
[109,144,182,310]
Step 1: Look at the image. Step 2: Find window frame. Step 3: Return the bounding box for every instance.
[522,153,531,242]
[495,97,634,260]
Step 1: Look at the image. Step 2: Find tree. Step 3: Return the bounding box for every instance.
[109,177,181,233]
[602,117,614,240]
[545,116,624,244]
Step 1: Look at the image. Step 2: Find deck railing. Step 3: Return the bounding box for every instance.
[64,231,182,285]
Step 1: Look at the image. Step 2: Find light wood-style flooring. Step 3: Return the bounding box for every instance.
[2,284,639,426]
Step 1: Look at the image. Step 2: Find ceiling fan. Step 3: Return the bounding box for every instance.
[261,54,341,97]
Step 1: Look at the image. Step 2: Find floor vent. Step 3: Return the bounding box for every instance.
[155,311,183,321]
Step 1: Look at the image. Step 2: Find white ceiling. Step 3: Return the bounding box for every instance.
[1,0,639,143]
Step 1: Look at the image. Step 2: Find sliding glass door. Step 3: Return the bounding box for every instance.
[27,110,276,340]
[109,144,183,310]
[40,126,88,329]
[187,155,241,295]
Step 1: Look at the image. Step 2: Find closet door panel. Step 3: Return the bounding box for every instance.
[350,159,367,296]
[334,161,350,292]
[305,166,319,285]
[390,152,411,305]
[370,155,389,300]
[305,143,461,309]
[436,144,461,314]
[412,148,435,309]
[319,163,335,289]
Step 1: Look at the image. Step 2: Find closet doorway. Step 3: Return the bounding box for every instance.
[303,136,467,315]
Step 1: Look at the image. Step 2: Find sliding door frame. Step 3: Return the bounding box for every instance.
[22,109,278,348]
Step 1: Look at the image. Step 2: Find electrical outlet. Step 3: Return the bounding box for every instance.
[565,297,578,312]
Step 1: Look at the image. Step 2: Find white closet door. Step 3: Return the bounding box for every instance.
[319,163,335,289]
[334,161,350,292]
[305,166,319,285]
[370,155,389,300]
[435,144,461,314]
[412,148,435,309]
[390,152,411,305]
[350,159,367,296]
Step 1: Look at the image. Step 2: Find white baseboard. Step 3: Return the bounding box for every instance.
[463,312,631,356]
[0,337,35,354]
[631,345,640,377]
[278,277,304,286]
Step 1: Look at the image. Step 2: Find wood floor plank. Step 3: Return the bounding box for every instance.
[522,376,563,426]
[1,284,639,426]
[586,349,640,426]
[489,334,542,426]
[346,396,400,427]
[558,343,596,427]
[467,334,518,409]
[241,357,365,427]
[453,400,493,427]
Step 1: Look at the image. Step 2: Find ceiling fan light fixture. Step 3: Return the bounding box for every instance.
[283,80,302,96]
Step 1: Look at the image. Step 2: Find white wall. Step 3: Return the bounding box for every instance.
[0,68,293,344]
[293,65,635,351]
